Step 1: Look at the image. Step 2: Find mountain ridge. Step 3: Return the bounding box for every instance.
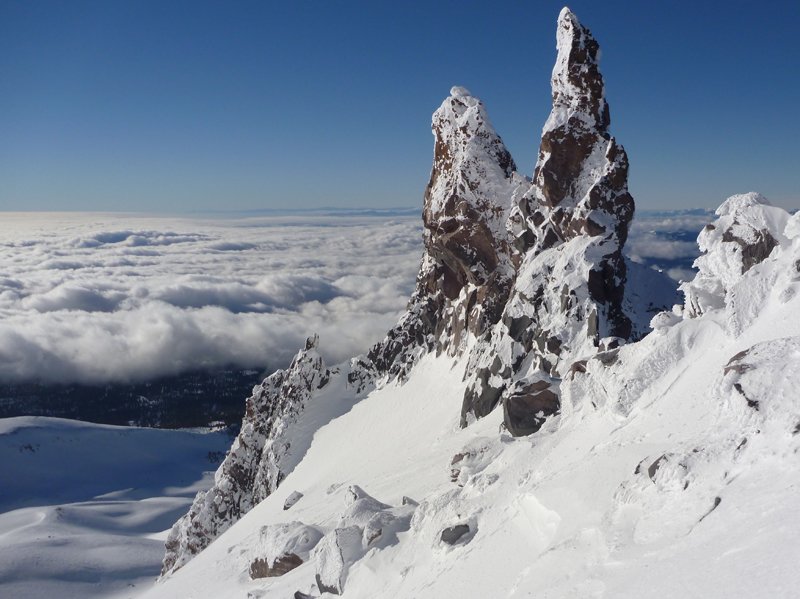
[154,8,799,598]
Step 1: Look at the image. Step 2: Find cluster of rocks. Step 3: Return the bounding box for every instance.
[246,485,418,596]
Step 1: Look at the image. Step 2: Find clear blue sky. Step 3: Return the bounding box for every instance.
[1,0,798,212]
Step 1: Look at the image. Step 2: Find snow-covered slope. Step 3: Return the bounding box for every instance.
[150,7,798,599]
[147,198,800,599]
[0,417,230,599]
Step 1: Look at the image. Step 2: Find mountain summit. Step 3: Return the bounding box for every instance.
[153,8,800,599]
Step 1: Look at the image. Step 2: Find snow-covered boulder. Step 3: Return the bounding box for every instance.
[313,486,416,594]
[248,521,322,579]
[681,192,789,319]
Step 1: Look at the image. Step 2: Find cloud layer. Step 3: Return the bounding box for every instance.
[0,214,423,384]
[625,210,711,282]
[0,210,711,385]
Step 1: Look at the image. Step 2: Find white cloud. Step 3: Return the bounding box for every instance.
[625,211,710,280]
[0,213,422,384]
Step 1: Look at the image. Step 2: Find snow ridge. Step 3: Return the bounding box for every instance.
[162,335,336,575]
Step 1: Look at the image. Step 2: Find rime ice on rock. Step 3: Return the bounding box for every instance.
[681,192,789,321]
[461,8,637,434]
[364,87,527,382]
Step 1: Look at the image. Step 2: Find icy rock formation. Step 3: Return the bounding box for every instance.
[681,192,789,321]
[461,7,636,434]
[161,335,332,575]
[364,86,527,382]
[161,7,669,576]
[314,486,415,594]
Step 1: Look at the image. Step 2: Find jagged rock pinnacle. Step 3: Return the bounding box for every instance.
[365,87,526,379]
[461,7,637,432]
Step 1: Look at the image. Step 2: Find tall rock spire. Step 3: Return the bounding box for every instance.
[365,86,526,381]
[511,7,634,257]
[462,7,637,434]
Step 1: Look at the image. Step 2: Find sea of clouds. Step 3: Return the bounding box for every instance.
[0,210,708,385]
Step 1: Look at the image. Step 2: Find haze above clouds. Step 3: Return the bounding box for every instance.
[0,211,708,385]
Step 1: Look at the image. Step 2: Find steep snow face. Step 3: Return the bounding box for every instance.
[461,8,640,432]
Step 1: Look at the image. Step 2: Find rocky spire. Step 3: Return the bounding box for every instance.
[510,7,634,258]
[462,7,637,434]
[365,86,526,381]
[161,9,649,576]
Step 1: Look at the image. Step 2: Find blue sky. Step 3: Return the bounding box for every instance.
[1,0,798,212]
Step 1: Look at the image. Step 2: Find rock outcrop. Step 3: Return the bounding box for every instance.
[162,336,333,575]
[461,7,637,433]
[363,87,527,384]
[681,192,789,320]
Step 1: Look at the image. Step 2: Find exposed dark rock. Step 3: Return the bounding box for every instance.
[569,360,588,378]
[722,225,778,273]
[503,379,560,437]
[698,497,722,523]
[440,524,471,545]
[733,382,759,410]
[316,573,340,595]
[249,553,304,579]
[723,349,752,375]
[595,348,620,367]
[647,455,668,481]
[450,452,466,483]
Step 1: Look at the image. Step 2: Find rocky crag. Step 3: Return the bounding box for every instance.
[161,7,671,576]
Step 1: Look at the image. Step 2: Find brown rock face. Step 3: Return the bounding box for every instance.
[249,553,304,579]
[722,226,778,274]
[461,8,638,433]
[516,8,634,256]
[365,87,525,383]
[502,379,560,437]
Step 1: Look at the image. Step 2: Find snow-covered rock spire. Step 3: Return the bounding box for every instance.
[461,7,639,434]
[364,86,526,381]
[511,6,634,256]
